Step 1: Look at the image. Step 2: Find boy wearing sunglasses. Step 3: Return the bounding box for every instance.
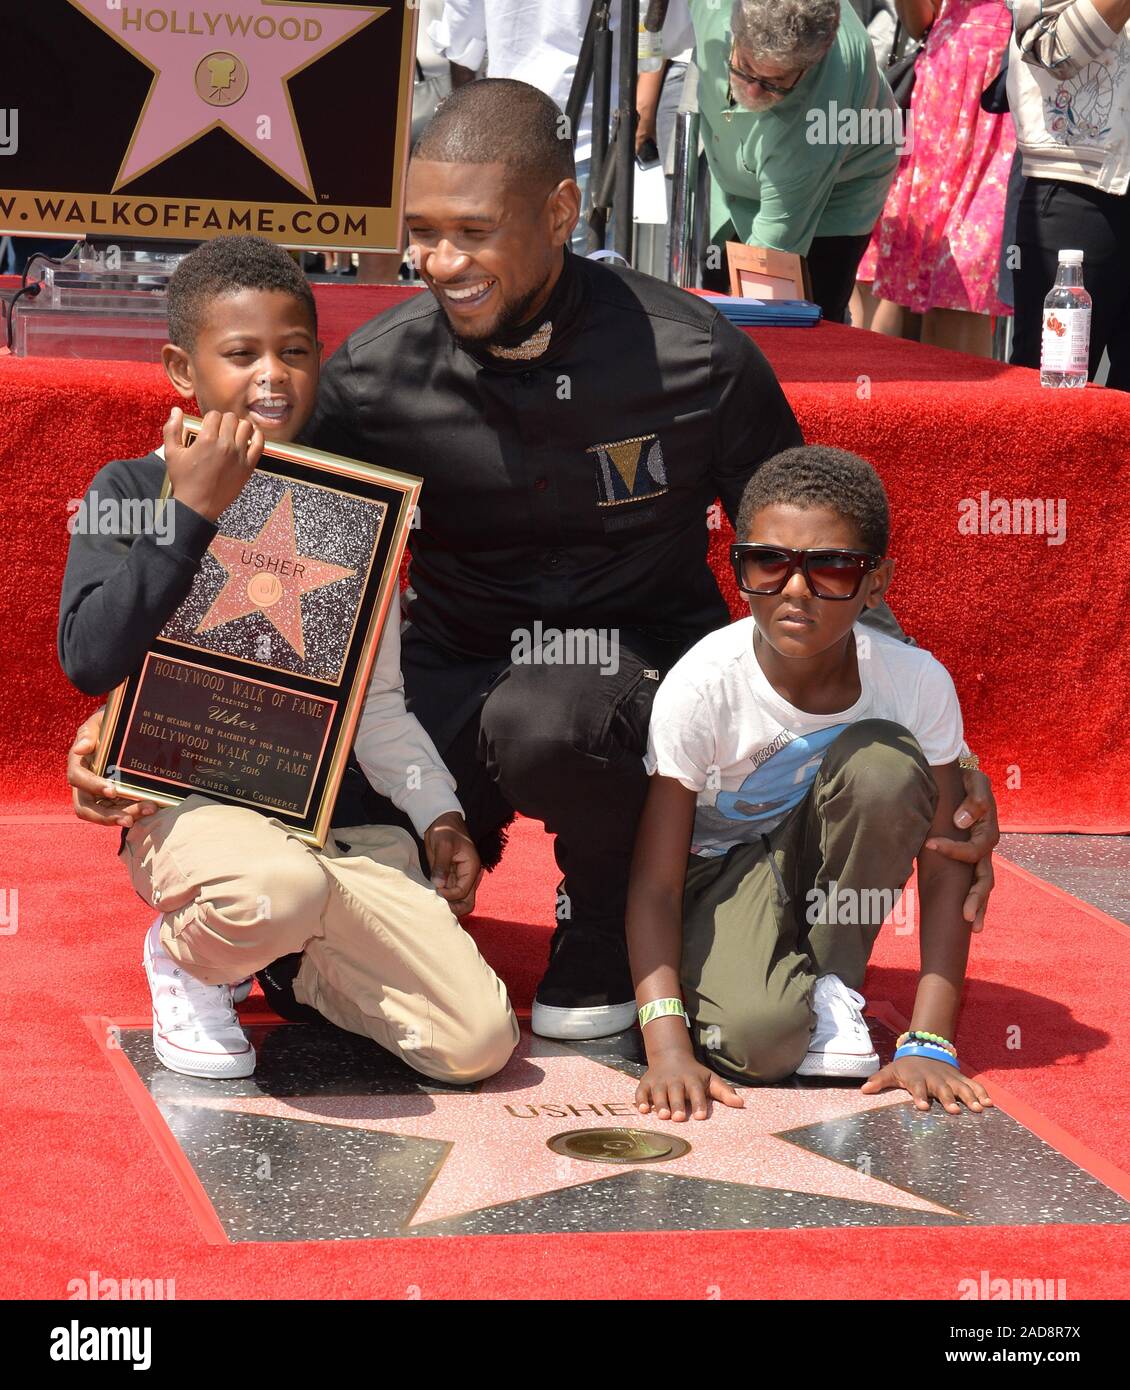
[626,445,993,1121]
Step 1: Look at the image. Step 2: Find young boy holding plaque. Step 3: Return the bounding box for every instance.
[58,235,518,1083]
[626,446,994,1120]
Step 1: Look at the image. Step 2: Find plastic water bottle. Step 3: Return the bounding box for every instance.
[638,22,665,73]
[1040,249,1092,388]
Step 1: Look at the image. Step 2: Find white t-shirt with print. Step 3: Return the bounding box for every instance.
[643,617,964,857]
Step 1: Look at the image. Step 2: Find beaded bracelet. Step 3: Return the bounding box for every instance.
[638,997,690,1028]
[897,1030,957,1055]
[893,1042,960,1069]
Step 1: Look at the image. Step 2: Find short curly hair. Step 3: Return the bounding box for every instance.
[166,235,316,351]
[736,445,890,555]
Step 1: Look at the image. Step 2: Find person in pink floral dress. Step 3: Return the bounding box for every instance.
[854,0,1017,356]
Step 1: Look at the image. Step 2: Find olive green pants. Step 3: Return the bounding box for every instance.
[680,720,937,1084]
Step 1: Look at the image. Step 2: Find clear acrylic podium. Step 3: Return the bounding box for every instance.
[11,239,193,363]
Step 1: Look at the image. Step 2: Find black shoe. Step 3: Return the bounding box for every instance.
[531,925,637,1040]
[255,953,322,1024]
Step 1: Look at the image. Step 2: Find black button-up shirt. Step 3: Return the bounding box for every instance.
[302,250,802,663]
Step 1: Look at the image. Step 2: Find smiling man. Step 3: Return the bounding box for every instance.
[292,78,995,1039]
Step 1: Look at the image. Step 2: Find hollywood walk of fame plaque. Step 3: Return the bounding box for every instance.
[0,0,416,252]
[93,418,420,845]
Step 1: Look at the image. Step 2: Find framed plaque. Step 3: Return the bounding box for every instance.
[93,418,420,846]
[726,243,811,301]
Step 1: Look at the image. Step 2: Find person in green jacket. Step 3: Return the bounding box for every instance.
[688,0,901,322]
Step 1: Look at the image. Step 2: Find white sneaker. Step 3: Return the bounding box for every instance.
[231,977,253,1004]
[143,918,256,1079]
[795,975,880,1078]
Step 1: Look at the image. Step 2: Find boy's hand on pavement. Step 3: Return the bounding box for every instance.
[636,1049,745,1122]
[861,1056,994,1115]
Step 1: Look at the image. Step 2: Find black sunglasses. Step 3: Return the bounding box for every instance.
[727,45,807,98]
[730,543,881,600]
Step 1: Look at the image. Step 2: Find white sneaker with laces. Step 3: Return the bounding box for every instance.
[796,974,880,1078]
[143,918,256,1079]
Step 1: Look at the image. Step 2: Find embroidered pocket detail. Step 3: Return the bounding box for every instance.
[588,433,669,508]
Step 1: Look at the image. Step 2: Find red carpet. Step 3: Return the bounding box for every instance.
[1,278,1127,829]
[0,803,1127,1298]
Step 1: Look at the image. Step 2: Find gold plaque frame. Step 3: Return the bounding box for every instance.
[93,418,421,846]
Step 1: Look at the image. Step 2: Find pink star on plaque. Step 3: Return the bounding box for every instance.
[197,488,355,660]
[174,1034,958,1228]
[69,0,386,196]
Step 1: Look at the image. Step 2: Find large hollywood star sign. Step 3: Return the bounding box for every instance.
[0,1,417,251]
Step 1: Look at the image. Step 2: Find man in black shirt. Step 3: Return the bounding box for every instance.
[299,77,1000,1039]
[297,78,808,1038]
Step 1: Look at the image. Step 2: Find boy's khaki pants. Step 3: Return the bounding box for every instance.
[122,796,519,1084]
[681,720,938,1084]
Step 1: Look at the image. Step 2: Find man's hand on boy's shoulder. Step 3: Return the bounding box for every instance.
[862,1055,994,1116]
[925,766,998,933]
[164,407,264,523]
[424,812,482,918]
[68,707,158,830]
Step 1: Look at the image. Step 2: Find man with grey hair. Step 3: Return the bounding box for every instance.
[682,0,900,321]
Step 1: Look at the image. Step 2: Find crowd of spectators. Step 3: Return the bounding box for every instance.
[418,0,1129,384]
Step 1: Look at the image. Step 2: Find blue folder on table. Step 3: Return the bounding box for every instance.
[709,296,822,327]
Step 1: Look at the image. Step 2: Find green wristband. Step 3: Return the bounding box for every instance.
[638,997,690,1028]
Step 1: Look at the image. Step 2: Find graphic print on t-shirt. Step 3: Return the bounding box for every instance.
[692,724,850,856]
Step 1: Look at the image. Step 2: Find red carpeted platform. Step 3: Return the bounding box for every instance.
[1,279,1127,829]
[0,805,1128,1299]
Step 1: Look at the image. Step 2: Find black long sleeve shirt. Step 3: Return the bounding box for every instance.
[300,250,804,663]
[57,451,218,695]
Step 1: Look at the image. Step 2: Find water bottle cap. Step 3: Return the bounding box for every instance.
[1058,249,1084,264]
